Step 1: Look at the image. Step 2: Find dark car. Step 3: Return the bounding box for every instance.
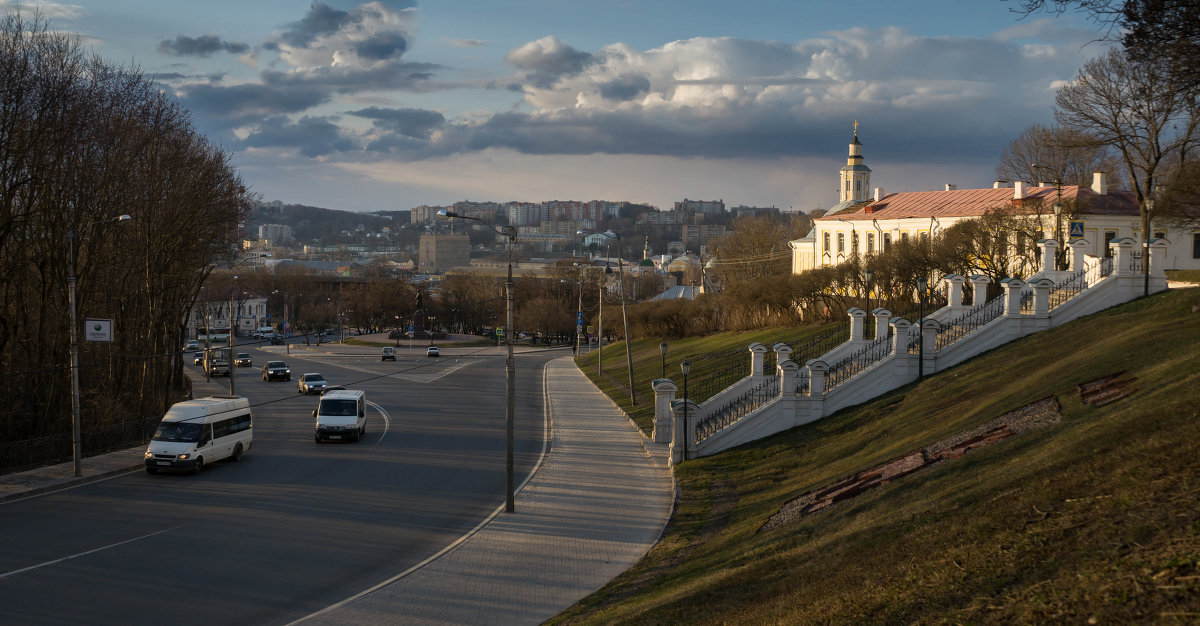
[269,335,284,345]
[262,361,290,381]
[235,353,252,367]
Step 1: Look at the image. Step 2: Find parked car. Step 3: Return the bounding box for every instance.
[192,351,204,366]
[382,346,396,361]
[298,373,328,395]
[426,346,440,358]
[235,353,252,367]
[262,361,290,381]
[269,335,284,345]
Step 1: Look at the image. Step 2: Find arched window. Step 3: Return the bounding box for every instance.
[837,233,845,254]
[823,231,830,253]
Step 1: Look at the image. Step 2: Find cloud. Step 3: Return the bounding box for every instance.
[278,3,353,48]
[157,34,250,57]
[450,38,487,48]
[597,73,651,101]
[348,106,445,139]
[176,82,331,127]
[242,115,357,157]
[268,1,417,70]
[0,1,81,20]
[505,35,594,88]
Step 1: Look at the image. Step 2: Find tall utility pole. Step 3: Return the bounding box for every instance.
[229,277,237,396]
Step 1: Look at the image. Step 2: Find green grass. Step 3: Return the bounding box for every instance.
[552,286,1200,624]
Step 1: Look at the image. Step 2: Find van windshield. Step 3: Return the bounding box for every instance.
[320,399,358,417]
[153,422,204,442]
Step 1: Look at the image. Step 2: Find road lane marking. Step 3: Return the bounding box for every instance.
[0,525,184,579]
[366,400,390,445]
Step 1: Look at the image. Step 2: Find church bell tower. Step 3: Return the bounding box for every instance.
[839,121,871,205]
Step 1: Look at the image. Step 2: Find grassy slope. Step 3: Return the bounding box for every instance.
[554,287,1200,624]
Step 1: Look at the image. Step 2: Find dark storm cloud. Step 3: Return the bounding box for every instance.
[348,106,445,139]
[157,34,250,57]
[242,115,357,157]
[176,82,331,127]
[597,74,650,101]
[354,32,408,61]
[279,3,352,48]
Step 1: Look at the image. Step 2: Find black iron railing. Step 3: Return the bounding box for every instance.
[789,323,850,364]
[825,335,895,391]
[934,297,1005,350]
[795,369,811,395]
[695,376,780,442]
[689,360,751,404]
[1048,258,1113,310]
[0,415,160,475]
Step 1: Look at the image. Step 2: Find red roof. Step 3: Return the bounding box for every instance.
[819,186,1140,221]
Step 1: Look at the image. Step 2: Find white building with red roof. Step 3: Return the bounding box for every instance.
[791,131,1199,274]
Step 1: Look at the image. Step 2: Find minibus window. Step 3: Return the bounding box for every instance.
[320,399,359,416]
[153,422,204,443]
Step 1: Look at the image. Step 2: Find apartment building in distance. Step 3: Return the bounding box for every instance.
[419,233,470,274]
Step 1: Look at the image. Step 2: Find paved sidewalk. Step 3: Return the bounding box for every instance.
[0,357,676,625]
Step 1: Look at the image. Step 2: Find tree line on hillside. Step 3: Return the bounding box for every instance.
[0,14,249,455]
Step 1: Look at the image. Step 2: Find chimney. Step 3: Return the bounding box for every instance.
[993,180,1007,188]
[874,187,884,201]
[1092,172,1107,195]
[1013,181,1026,200]
[944,184,957,191]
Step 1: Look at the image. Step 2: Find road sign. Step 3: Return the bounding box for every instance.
[84,318,112,342]
[1069,220,1085,239]
[576,310,584,322]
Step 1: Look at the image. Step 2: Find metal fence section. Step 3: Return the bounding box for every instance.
[825,335,895,391]
[934,297,1005,351]
[795,369,811,395]
[695,376,780,443]
[0,415,160,475]
[1048,257,1113,311]
[789,323,850,364]
[689,360,752,404]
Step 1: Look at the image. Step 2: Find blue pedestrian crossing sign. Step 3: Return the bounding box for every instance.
[1068,220,1085,239]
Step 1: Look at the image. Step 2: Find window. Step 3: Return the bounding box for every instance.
[1153,230,1165,240]
[1192,233,1200,259]
[919,232,929,246]
[900,232,909,242]
[845,180,851,193]
[883,233,891,252]
[823,232,830,253]
[851,231,859,256]
[867,232,875,254]
[855,179,861,192]
[837,233,845,253]
[1104,231,1117,258]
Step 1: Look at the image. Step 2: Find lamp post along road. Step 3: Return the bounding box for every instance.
[916,277,927,380]
[681,360,691,461]
[67,214,132,477]
[659,342,668,379]
[439,209,517,513]
[229,277,238,396]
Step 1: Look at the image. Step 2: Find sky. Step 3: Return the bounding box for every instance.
[4,0,1111,213]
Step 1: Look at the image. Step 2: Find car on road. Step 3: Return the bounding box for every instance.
[185,340,199,352]
[297,373,328,395]
[235,353,252,367]
[382,346,396,361]
[192,351,204,366]
[426,346,440,358]
[262,361,290,381]
[269,335,284,345]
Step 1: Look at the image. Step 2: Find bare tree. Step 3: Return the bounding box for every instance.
[1055,47,1200,245]
[996,124,1124,188]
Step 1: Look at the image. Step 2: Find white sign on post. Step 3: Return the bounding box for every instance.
[85,318,113,342]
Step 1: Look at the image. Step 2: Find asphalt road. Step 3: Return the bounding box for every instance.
[0,341,555,625]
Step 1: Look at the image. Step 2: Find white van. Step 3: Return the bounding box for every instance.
[145,396,253,474]
[313,389,367,442]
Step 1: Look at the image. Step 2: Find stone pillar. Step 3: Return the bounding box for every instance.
[773,342,793,368]
[651,378,678,444]
[807,359,828,397]
[921,318,939,373]
[1070,239,1090,275]
[749,342,768,380]
[669,399,699,465]
[969,275,991,307]
[945,274,966,308]
[778,360,799,424]
[1002,278,1026,317]
[1031,277,1054,317]
[1111,238,1135,277]
[891,318,913,379]
[1038,238,1058,275]
[1150,239,1169,280]
[872,308,892,341]
[848,307,866,342]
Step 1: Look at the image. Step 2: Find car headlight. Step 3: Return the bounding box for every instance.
[177,453,190,460]
[144,451,152,459]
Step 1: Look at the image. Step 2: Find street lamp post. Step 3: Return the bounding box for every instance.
[659,342,668,379]
[67,214,132,477]
[1053,201,1063,271]
[439,209,518,513]
[681,360,691,461]
[916,277,927,380]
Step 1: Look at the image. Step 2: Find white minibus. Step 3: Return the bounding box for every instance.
[313,389,367,442]
[145,396,253,474]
